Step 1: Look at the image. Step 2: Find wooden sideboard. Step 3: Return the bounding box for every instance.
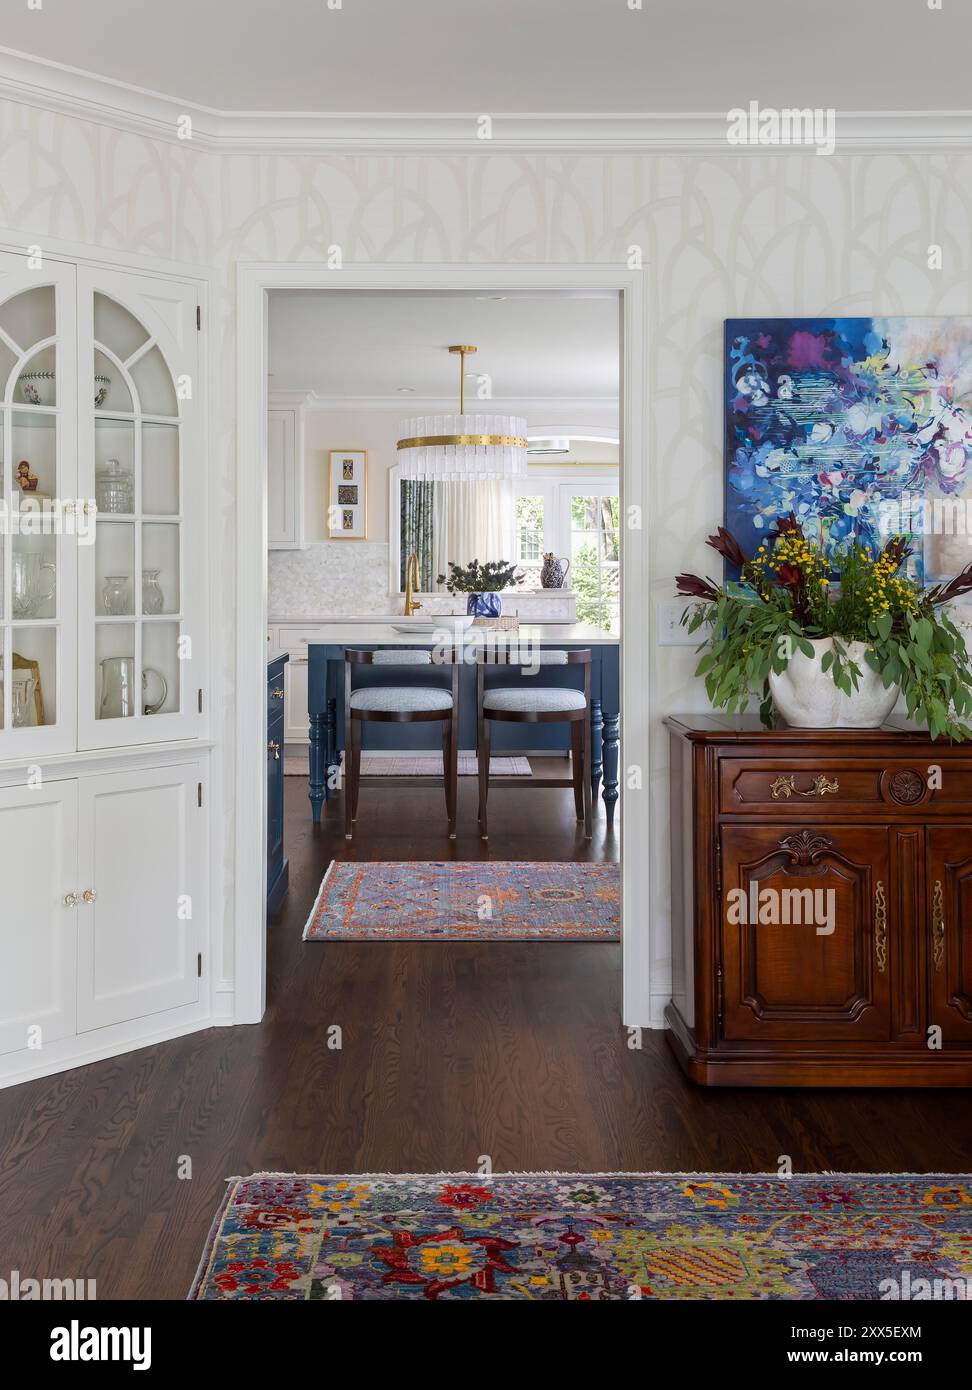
[665,715,972,1087]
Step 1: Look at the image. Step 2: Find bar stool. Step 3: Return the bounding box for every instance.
[344,649,459,840]
[476,647,592,840]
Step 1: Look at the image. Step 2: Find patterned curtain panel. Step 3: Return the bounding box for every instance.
[400,480,435,590]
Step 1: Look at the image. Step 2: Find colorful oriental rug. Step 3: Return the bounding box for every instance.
[302,861,621,942]
[189,1172,972,1301]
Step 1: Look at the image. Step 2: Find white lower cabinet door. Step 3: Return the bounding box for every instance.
[76,764,201,1032]
[0,782,78,1055]
[285,655,310,745]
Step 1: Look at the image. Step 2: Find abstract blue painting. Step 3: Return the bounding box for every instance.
[725,318,972,582]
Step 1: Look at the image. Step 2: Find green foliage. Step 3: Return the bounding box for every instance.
[680,530,972,742]
[437,559,522,594]
[573,541,619,630]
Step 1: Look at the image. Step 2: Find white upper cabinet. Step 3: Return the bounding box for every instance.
[0,255,78,757]
[78,267,204,748]
[0,256,205,760]
[267,403,305,549]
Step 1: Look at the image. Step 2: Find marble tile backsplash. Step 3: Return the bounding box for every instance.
[269,543,391,618]
[269,543,577,620]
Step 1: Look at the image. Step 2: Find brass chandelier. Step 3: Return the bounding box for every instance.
[396,345,528,480]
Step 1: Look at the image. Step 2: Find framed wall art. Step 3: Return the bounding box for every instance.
[725,317,972,584]
[327,450,368,539]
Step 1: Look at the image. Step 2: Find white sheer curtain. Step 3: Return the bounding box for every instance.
[432,480,516,587]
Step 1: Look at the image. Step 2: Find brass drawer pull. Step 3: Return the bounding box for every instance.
[771,773,840,800]
[270,687,285,698]
[933,880,945,972]
[874,880,888,974]
[268,740,281,760]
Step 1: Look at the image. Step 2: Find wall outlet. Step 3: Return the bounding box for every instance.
[657,600,700,646]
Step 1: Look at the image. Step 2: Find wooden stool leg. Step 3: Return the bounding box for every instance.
[570,719,584,821]
[449,710,458,840]
[478,716,491,840]
[351,725,361,821]
[441,722,456,838]
[582,704,593,839]
[345,715,358,840]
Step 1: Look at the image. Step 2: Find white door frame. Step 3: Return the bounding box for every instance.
[235,264,652,1027]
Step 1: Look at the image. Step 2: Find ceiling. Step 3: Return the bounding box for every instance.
[2,0,969,115]
[268,291,619,401]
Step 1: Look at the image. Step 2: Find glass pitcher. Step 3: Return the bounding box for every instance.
[12,676,38,728]
[99,658,168,719]
[12,551,56,616]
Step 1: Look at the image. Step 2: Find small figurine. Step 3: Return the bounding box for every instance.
[16,461,38,492]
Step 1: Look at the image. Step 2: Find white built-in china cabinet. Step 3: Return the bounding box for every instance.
[0,248,210,1087]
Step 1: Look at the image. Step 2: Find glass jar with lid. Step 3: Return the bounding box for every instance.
[95,458,134,515]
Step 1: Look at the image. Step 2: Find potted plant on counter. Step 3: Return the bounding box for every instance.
[437,559,522,618]
[675,513,972,739]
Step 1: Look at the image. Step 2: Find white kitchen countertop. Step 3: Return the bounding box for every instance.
[299,621,618,646]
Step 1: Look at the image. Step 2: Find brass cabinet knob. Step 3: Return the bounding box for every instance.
[268,740,281,760]
[82,889,97,904]
[271,687,285,699]
[63,892,79,908]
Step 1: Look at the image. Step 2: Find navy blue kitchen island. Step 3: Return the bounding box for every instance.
[306,622,620,827]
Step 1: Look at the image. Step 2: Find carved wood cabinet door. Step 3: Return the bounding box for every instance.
[927,826,972,1042]
[720,825,892,1042]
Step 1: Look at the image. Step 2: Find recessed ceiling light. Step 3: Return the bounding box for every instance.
[397,386,415,393]
[475,295,507,301]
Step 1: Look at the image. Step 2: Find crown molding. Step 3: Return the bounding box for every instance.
[1,48,970,154]
[284,393,619,414]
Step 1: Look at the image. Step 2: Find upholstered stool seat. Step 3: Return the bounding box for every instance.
[482,687,587,713]
[345,647,459,841]
[350,686,453,712]
[476,647,593,841]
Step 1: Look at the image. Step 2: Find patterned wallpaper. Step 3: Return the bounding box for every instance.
[3,94,971,1009]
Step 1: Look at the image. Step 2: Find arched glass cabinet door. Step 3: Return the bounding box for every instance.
[77,268,204,750]
[0,255,78,757]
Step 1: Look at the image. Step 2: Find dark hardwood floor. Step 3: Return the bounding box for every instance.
[1,765,971,1300]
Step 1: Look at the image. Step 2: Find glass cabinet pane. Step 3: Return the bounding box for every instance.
[94,347,133,414]
[10,628,56,727]
[12,536,56,620]
[141,423,179,514]
[0,285,55,348]
[141,523,179,614]
[95,624,135,719]
[96,523,135,616]
[12,411,57,500]
[16,345,57,406]
[142,622,180,716]
[94,293,149,362]
[131,347,177,417]
[95,421,136,514]
[0,338,18,397]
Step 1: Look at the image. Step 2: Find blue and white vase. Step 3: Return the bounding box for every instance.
[467,591,502,618]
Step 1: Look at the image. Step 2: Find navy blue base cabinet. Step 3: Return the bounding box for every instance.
[267,653,289,914]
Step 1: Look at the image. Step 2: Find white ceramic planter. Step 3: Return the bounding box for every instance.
[769,637,900,729]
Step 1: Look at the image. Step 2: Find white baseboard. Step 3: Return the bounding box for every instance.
[0,1007,214,1091]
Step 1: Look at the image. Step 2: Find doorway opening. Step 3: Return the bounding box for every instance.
[235,265,651,1028]
[265,288,621,960]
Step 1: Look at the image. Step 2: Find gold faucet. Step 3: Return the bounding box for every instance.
[404,553,423,616]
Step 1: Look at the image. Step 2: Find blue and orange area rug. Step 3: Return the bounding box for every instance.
[189,1172,972,1300]
[302,861,621,942]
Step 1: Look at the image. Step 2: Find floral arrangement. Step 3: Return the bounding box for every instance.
[437,559,522,595]
[676,513,972,741]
